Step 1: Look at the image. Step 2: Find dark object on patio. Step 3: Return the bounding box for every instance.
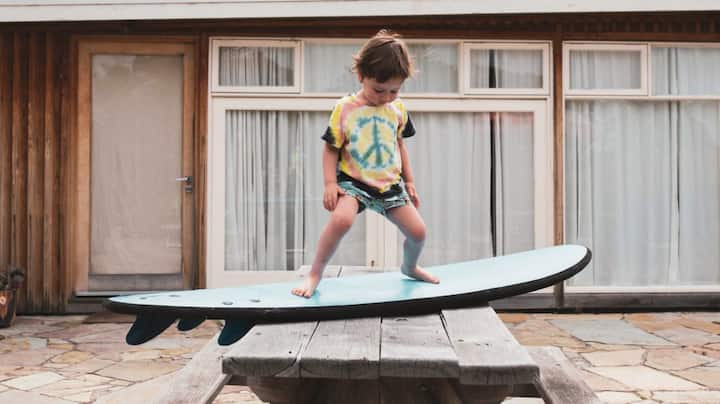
[0,265,25,328]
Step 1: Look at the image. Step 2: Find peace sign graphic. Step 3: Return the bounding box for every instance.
[348,115,397,170]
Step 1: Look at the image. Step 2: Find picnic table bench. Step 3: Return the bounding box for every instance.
[155,266,601,404]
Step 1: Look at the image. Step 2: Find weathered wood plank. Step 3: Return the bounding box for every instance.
[301,317,381,379]
[195,33,208,289]
[27,31,45,311]
[59,32,73,311]
[43,32,62,311]
[527,346,602,404]
[180,41,196,290]
[12,32,28,309]
[222,321,317,378]
[380,314,459,378]
[442,306,538,385]
[154,332,233,404]
[0,34,12,276]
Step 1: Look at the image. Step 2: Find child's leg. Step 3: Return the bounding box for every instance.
[292,196,360,297]
[386,204,439,284]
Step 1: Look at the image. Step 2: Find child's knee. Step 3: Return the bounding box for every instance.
[408,223,426,243]
[330,212,355,233]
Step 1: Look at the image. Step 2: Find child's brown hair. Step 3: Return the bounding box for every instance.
[352,29,415,83]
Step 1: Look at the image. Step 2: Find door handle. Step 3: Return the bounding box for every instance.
[176,176,193,193]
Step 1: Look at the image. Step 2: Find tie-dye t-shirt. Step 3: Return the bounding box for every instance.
[321,94,416,193]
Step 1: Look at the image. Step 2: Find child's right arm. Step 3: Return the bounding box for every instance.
[322,143,345,211]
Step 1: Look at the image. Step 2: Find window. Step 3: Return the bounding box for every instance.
[564,42,720,288]
[211,39,300,93]
[463,43,550,95]
[207,38,553,286]
[564,43,647,95]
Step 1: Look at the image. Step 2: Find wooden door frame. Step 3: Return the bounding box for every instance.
[72,37,196,294]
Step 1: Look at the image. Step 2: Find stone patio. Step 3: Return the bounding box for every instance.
[1,312,720,403]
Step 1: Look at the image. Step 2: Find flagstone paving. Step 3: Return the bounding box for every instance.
[1,312,719,403]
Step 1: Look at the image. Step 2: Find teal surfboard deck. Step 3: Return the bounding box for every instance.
[105,245,591,345]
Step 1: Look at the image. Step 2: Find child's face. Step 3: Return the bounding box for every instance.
[358,75,405,106]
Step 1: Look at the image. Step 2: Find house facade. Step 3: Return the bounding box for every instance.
[1,1,719,313]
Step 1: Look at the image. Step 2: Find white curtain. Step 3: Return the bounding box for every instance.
[566,47,720,286]
[469,49,543,89]
[495,50,543,89]
[224,110,366,272]
[652,47,720,96]
[400,111,534,266]
[403,44,458,93]
[303,43,458,94]
[219,46,294,87]
[569,50,642,90]
[304,43,359,93]
[494,112,535,254]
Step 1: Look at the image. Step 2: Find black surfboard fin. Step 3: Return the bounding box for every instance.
[177,317,205,331]
[126,313,177,345]
[217,319,254,346]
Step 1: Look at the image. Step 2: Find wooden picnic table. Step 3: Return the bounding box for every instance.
[155,266,601,404]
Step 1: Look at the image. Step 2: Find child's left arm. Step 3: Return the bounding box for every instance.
[398,136,420,208]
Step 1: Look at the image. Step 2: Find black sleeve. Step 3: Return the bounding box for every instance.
[321,127,342,149]
[401,113,416,138]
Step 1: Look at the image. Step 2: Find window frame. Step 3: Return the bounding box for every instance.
[461,42,551,96]
[562,40,720,293]
[211,37,553,99]
[210,38,302,94]
[563,42,649,97]
[207,97,553,287]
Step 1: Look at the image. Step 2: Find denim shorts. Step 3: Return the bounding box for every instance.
[338,180,410,216]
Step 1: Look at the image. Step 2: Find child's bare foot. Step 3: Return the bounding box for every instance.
[291,273,321,298]
[402,265,440,284]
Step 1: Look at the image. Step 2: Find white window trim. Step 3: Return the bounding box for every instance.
[462,42,551,96]
[565,42,720,101]
[563,42,649,96]
[648,42,720,98]
[207,97,553,287]
[211,37,552,99]
[210,38,301,93]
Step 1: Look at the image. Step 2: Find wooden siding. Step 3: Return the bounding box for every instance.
[0,12,718,313]
[0,32,66,313]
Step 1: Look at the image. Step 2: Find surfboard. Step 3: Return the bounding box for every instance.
[105,244,591,346]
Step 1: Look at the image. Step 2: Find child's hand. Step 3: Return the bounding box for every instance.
[406,182,420,208]
[323,183,345,211]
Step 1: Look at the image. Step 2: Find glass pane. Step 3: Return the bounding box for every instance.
[565,100,720,286]
[652,47,720,95]
[569,49,642,90]
[225,110,366,271]
[403,43,459,93]
[304,42,359,93]
[304,42,459,94]
[219,46,294,87]
[398,111,534,266]
[468,49,543,89]
[91,54,183,275]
